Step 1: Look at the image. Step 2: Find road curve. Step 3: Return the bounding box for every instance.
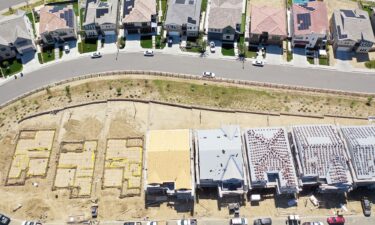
[0,52,375,106]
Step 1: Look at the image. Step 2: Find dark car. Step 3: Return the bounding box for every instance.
[253,218,272,225]
[91,205,98,218]
[361,197,372,217]
[0,214,11,225]
[168,36,173,47]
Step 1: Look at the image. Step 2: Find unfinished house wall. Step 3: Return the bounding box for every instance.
[53,141,97,198]
[7,130,55,185]
[103,137,144,197]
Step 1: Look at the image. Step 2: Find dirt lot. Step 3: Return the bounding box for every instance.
[0,75,374,222]
[325,0,360,21]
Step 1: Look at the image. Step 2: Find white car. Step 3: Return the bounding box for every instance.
[202,71,215,78]
[91,51,102,58]
[177,219,197,225]
[209,41,216,53]
[146,222,157,225]
[144,50,154,56]
[64,42,70,53]
[252,60,265,66]
[230,218,248,225]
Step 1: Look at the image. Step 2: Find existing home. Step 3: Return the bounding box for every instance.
[39,4,77,46]
[195,126,248,200]
[331,9,375,53]
[249,5,287,46]
[244,127,299,194]
[145,129,195,207]
[164,0,202,38]
[291,1,328,49]
[83,0,119,38]
[207,0,242,42]
[122,0,157,35]
[0,11,36,63]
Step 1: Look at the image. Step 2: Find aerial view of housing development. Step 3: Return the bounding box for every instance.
[1,0,375,225]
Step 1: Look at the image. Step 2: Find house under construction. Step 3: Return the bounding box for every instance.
[292,125,352,193]
[144,129,195,210]
[244,127,299,195]
[195,126,248,203]
[341,125,375,188]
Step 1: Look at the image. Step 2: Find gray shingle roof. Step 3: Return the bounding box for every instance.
[84,0,118,26]
[208,0,242,29]
[0,11,32,46]
[196,126,244,182]
[165,0,202,26]
[333,9,375,43]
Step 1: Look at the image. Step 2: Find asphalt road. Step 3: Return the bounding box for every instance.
[1,52,375,106]
[0,0,26,10]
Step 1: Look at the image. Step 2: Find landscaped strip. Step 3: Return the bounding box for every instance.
[78,39,98,53]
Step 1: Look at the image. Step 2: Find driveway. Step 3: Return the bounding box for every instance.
[265,45,283,65]
[334,50,353,70]
[124,34,142,52]
[292,47,309,66]
[61,40,80,60]
[163,35,182,54]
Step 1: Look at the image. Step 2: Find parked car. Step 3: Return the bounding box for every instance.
[144,50,154,56]
[91,51,102,58]
[302,222,323,225]
[146,222,157,225]
[168,36,173,47]
[253,218,271,225]
[91,205,98,218]
[64,42,70,53]
[202,71,215,78]
[327,216,345,225]
[231,218,248,225]
[252,60,265,66]
[361,197,372,217]
[21,222,42,225]
[286,215,300,225]
[210,41,216,53]
[177,219,197,225]
[124,222,142,225]
[0,214,10,225]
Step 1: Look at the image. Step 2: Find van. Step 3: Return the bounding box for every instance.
[230,218,248,225]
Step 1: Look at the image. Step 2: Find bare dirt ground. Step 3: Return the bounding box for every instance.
[325,0,360,21]
[0,75,374,222]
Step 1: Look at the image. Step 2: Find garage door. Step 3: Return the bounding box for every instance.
[168,31,180,36]
[103,30,116,36]
[336,46,351,51]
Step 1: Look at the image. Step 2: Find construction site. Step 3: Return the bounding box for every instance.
[0,74,374,222]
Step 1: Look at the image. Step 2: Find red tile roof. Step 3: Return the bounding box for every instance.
[292,1,328,36]
[250,5,287,37]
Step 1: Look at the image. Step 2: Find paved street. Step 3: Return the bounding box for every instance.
[0,0,30,11]
[1,52,375,105]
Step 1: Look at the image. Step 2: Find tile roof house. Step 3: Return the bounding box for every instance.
[195,126,248,199]
[244,127,299,194]
[0,10,36,62]
[340,125,375,187]
[331,9,375,53]
[83,0,119,38]
[39,4,77,46]
[122,0,157,35]
[145,129,195,207]
[207,0,243,41]
[292,125,353,193]
[164,0,202,37]
[291,1,328,48]
[249,5,287,45]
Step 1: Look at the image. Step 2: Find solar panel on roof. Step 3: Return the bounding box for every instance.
[175,0,186,4]
[341,9,356,18]
[123,0,134,16]
[297,13,311,30]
